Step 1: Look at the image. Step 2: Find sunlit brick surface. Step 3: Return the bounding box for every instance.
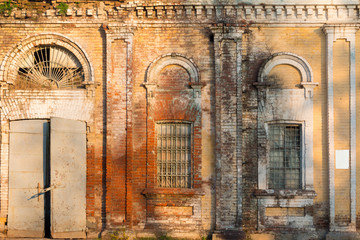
[0,0,358,239]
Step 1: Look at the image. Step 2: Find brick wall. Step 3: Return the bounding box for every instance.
[0,1,360,238]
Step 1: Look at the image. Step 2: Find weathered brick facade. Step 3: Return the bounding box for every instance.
[0,0,360,239]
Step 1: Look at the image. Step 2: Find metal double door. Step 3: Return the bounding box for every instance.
[7,118,86,238]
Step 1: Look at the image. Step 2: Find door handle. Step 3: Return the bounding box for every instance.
[37,183,56,195]
[31,184,56,201]
[43,186,55,193]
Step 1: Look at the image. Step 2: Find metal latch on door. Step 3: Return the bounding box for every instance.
[37,183,56,201]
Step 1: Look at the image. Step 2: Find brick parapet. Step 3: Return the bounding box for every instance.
[1,3,360,25]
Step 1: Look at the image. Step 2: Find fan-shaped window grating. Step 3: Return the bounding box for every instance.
[16,45,84,89]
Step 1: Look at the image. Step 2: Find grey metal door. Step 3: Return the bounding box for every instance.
[7,118,86,238]
[8,120,49,237]
[50,117,86,238]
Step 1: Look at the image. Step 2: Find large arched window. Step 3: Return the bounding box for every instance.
[0,33,94,89]
[143,53,202,190]
[255,52,318,230]
[16,45,84,89]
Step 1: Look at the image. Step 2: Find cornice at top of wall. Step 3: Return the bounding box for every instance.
[2,0,360,24]
[119,0,359,6]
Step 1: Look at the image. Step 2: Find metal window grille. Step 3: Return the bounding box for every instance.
[16,45,84,89]
[156,122,192,188]
[269,125,301,189]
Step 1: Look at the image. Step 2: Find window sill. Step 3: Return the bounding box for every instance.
[254,189,316,199]
[142,188,205,198]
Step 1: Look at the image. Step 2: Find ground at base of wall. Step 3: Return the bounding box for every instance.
[9,230,360,240]
[90,229,335,240]
[136,231,206,240]
[249,230,327,240]
[326,232,360,240]
[95,229,209,240]
[248,230,360,240]
[212,230,246,240]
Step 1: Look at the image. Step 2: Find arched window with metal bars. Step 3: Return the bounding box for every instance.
[16,45,84,89]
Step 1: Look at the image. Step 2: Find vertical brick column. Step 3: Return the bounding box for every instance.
[103,25,134,228]
[212,26,243,231]
[322,25,357,232]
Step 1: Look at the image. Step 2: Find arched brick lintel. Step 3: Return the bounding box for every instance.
[0,33,94,84]
[145,53,200,84]
[258,52,314,84]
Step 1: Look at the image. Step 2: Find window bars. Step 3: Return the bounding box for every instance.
[269,125,301,189]
[156,122,192,188]
[16,45,84,89]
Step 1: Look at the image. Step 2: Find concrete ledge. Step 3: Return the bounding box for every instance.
[249,231,324,240]
[249,233,275,240]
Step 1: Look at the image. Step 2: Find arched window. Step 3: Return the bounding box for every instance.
[143,53,203,190]
[255,52,318,230]
[16,45,84,89]
[1,34,93,89]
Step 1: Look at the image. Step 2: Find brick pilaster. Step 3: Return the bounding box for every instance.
[212,25,243,231]
[103,24,134,228]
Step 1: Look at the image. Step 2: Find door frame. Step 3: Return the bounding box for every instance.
[6,118,87,238]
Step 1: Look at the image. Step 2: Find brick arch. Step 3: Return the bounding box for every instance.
[258,52,313,84]
[145,53,200,84]
[0,33,94,85]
